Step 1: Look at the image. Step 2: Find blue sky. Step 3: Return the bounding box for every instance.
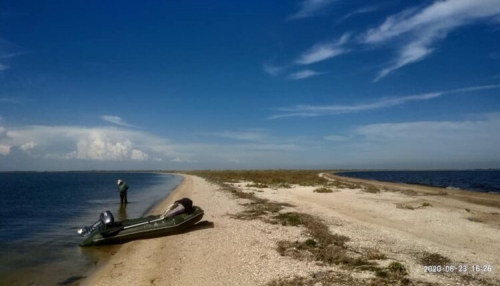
[1,0,500,171]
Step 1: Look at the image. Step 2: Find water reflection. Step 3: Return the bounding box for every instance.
[116,203,128,221]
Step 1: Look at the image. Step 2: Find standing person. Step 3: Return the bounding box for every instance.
[117,179,129,204]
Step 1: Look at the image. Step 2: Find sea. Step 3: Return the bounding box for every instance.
[0,172,182,286]
[337,170,500,194]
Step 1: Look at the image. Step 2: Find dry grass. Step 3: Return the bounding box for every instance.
[187,170,333,187]
[190,170,425,286]
[419,252,451,266]
[401,189,419,196]
[421,202,432,207]
[363,185,381,193]
[365,248,387,260]
[246,182,269,188]
[313,187,334,193]
[396,204,416,210]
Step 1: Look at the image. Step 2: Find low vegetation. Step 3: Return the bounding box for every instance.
[396,204,416,210]
[420,252,451,266]
[191,170,429,285]
[363,185,381,193]
[187,170,333,187]
[313,187,333,193]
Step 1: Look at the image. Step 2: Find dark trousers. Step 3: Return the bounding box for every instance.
[120,191,128,204]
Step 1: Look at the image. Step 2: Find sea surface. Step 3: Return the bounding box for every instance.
[337,170,500,194]
[0,172,182,286]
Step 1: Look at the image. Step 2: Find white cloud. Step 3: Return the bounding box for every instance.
[287,0,336,21]
[131,149,149,161]
[337,6,379,24]
[287,70,323,80]
[263,64,285,76]
[270,84,500,119]
[205,130,266,141]
[100,115,137,128]
[318,113,500,168]
[295,33,350,65]
[0,124,309,169]
[363,0,500,81]
[323,135,349,142]
[1,125,166,161]
[352,113,500,157]
[0,144,9,155]
[19,141,37,154]
[0,63,8,71]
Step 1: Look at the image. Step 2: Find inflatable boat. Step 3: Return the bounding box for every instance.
[78,198,204,247]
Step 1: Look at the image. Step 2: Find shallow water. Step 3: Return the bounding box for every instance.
[0,172,181,286]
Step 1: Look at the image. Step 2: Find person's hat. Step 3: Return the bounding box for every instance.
[117,179,123,185]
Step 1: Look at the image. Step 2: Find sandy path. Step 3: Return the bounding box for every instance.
[82,173,500,286]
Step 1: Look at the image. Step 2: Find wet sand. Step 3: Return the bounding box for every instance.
[81,172,500,286]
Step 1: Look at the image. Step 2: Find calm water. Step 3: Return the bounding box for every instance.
[0,172,182,286]
[338,170,500,193]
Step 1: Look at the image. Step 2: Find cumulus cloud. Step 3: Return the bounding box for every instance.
[363,0,500,81]
[287,70,323,80]
[287,0,336,21]
[295,33,350,65]
[0,124,308,170]
[0,125,166,161]
[270,84,500,119]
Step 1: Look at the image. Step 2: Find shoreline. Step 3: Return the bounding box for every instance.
[79,171,500,286]
[334,170,500,194]
[77,173,187,286]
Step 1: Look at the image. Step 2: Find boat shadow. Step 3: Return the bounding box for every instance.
[187,220,215,232]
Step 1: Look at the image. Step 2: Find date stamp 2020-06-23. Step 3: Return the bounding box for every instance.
[423,264,493,273]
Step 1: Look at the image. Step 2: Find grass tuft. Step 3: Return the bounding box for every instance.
[363,185,381,193]
[313,187,333,193]
[396,204,415,210]
[420,252,451,266]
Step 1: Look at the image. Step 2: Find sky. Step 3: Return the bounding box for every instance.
[1,0,500,171]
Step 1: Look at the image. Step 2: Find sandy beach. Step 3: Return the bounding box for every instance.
[81,171,500,286]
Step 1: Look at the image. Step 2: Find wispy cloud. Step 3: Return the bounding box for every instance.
[287,0,337,21]
[100,115,137,128]
[287,69,323,80]
[327,113,500,168]
[0,63,7,71]
[0,52,28,60]
[203,130,266,141]
[0,97,31,104]
[323,135,350,142]
[295,33,350,65]
[263,64,286,76]
[270,84,500,119]
[363,0,500,81]
[337,6,379,24]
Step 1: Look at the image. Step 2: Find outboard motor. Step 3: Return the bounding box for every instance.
[100,211,114,227]
[77,210,115,237]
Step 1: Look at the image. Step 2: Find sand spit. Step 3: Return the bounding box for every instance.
[81,172,500,286]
